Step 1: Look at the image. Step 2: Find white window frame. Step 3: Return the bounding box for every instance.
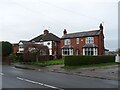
[62,49,73,56]
[83,48,97,56]
[64,39,70,45]
[76,38,79,44]
[86,37,94,44]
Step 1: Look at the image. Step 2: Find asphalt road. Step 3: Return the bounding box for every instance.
[1,65,118,89]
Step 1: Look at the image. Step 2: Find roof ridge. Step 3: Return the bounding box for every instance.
[67,29,100,35]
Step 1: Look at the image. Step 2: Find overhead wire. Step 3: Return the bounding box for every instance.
[8,0,103,31]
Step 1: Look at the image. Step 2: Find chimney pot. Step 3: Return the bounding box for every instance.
[99,23,103,30]
[44,29,49,35]
[63,29,67,35]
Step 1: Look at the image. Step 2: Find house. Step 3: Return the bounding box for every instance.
[12,43,19,53]
[61,23,105,56]
[29,29,61,58]
[17,40,28,53]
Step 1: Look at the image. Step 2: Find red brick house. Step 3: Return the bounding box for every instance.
[61,23,105,56]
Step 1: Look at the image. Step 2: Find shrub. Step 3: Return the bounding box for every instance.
[9,53,18,62]
[16,53,23,62]
[64,55,115,66]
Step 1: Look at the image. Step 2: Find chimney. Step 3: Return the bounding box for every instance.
[63,29,67,35]
[44,29,49,35]
[99,23,103,30]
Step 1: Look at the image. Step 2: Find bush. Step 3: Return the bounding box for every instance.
[9,53,18,62]
[2,41,13,56]
[64,55,115,66]
[16,53,23,62]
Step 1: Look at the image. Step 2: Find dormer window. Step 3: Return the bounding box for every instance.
[86,37,94,44]
[64,39,70,45]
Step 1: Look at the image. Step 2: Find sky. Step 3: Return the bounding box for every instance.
[0,0,119,51]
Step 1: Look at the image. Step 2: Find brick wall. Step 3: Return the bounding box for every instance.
[98,31,105,55]
[61,34,105,55]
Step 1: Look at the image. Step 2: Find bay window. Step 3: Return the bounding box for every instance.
[62,48,73,56]
[83,48,98,56]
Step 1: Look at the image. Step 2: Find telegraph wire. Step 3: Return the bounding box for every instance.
[9,0,103,31]
[38,0,102,22]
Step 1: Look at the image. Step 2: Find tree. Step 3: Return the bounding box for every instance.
[2,41,13,56]
[24,43,49,62]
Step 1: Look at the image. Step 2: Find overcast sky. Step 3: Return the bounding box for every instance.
[0,0,119,51]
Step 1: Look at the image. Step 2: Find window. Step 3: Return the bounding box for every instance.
[84,48,93,55]
[47,42,50,45]
[64,39,70,45]
[40,50,47,55]
[62,49,73,56]
[76,49,80,55]
[19,45,23,48]
[54,42,57,46]
[28,47,36,52]
[83,48,97,56]
[76,38,79,44]
[54,51,56,55]
[86,37,94,44]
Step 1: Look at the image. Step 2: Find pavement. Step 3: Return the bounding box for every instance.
[12,63,119,81]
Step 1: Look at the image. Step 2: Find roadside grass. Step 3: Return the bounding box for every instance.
[21,59,119,69]
[21,59,64,66]
[64,62,119,69]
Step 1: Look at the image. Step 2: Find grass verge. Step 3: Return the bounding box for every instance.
[21,59,64,67]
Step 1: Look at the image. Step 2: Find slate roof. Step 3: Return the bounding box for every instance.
[29,33,60,42]
[61,30,101,39]
[83,44,98,48]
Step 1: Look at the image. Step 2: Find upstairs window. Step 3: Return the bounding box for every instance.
[64,39,70,45]
[19,45,24,48]
[86,37,94,44]
[76,38,79,44]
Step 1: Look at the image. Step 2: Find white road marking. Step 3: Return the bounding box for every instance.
[17,77,63,90]
[17,77,24,80]
[0,73,4,76]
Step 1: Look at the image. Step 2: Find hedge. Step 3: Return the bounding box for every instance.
[64,55,115,66]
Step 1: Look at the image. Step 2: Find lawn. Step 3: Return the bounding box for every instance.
[22,59,64,66]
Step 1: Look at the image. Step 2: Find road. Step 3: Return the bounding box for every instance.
[1,65,118,89]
